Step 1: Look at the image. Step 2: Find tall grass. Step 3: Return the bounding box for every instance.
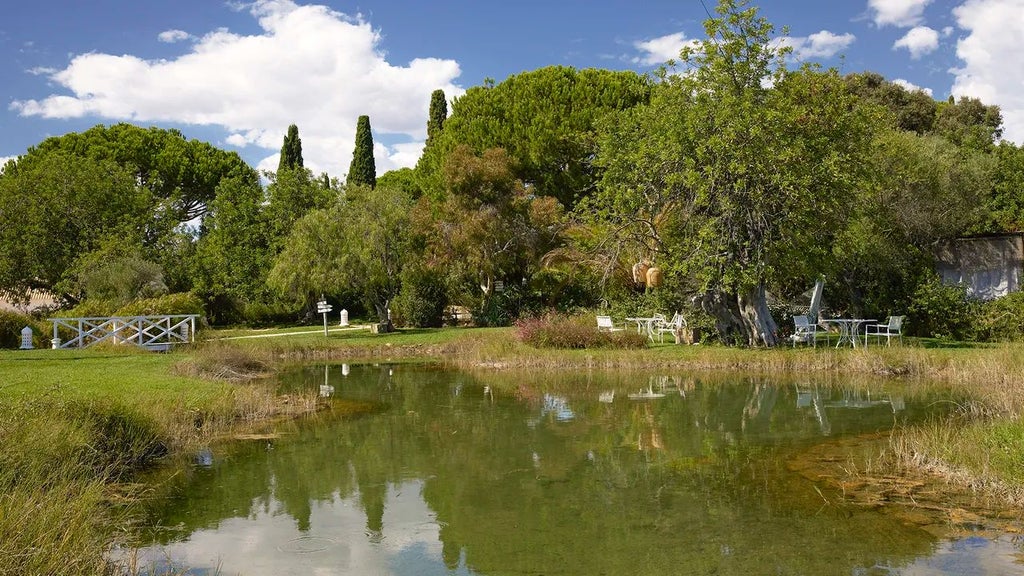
[0,347,318,575]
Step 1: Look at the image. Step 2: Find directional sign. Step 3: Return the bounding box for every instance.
[316,301,333,313]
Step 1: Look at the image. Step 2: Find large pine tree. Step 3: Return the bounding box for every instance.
[347,115,376,188]
[277,124,304,172]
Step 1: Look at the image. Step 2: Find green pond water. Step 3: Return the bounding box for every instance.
[127,363,1024,575]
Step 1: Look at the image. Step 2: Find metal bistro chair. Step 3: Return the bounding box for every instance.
[596,315,624,332]
[654,312,685,343]
[790,314,818,348]
[865,315,905,346]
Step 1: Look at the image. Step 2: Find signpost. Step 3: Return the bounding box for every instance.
[316,299,333,336]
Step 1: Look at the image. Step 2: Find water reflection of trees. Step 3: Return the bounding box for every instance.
[141,365,959,574]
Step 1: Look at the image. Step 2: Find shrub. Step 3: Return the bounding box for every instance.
[907,276,978,340]
[976,291,1024,342]
[0,310,49,349]
[240,300,301,327]
[114,292,205,317]
[514,312,648,349]
[395,266,448,328]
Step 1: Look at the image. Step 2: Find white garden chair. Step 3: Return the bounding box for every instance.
[865,315,905,346]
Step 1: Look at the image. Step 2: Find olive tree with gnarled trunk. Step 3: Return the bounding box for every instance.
[585,0,883,346]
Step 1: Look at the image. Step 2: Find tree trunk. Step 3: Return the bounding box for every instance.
[737,283,778,347]
[694,291,745,344]
[373,299,393,332]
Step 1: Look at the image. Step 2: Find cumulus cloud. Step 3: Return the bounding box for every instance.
[893,26,940,58]
[868,0,933,27]
[10,0,464,177]
[778,31,856,59]
[157,29,194,43]
[892,78,934,96]
[632,32,695,66]
[951,0,1024,144]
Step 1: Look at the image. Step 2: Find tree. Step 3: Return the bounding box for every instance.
[426,89,448,146]
[193,173,275,323]
[415,146,564,322]
[277,124,305,172]
[416,66,651,208]
[843,72,937,134]
[269,184,413,324]
[0,151,150,300]
[586,0,882,346]
[932,96,1002,151]
[831,131,994,315]
[19,123,254,223]
[347,115,377,189]
[265,166,335,247]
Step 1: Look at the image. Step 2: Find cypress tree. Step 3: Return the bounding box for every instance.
[426,89,447,146]
[347,115,376,188]
[277,124,304,172]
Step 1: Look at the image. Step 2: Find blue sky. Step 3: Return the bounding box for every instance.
[3,0,1022,180]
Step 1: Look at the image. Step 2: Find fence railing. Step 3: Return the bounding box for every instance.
[49,315,198,351]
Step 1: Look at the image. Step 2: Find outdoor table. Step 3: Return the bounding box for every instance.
[818,318,876,349]
[625,317,659,340]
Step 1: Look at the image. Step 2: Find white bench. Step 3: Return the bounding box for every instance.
[596,315,624,332]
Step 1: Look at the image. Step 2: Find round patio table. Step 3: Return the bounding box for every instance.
[819,318,876,348]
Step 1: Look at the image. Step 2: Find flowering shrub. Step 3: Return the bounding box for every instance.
[514,313,648,349]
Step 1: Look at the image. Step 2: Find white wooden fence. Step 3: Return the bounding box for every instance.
[49,315,198,351]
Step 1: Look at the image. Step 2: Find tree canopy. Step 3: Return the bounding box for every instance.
[416,66,652,208]
[347,115,377,189]
[585,0,884,345]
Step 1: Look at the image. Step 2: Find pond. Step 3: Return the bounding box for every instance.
[127,363,1024,575]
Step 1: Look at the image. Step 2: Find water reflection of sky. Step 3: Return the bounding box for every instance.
[132,365,1020,575]
[132,480,478,576]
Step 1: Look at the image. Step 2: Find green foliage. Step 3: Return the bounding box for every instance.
[58,238,168,307]
[933,96,1002,151]
[240,299,302,327]
[269,183,413,322]
[112,292,205,317]
[0,310,48,349]
[0,151,150,296]
[12,122,256,223]
[513,312,648,349]
[843,72,937,134]
[416,146,566,320]
[426,89,448,146]
[265,166,335,246]
[376,167,423,199]
[975,292,1024,342]
[585,0,882,345]
[194,174,275,315]
[907,276,978,340]
[984,142,1024,232]
[347,115,377,189]
[278,124,305,172]
[417,66,651,207]
[394,265,448,328]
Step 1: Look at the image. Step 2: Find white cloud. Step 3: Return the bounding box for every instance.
[10,0,464,178]
[892,78,934,96]
[868,0,933,27]
[632,32,695,66]
[157,29,194,43]
[893,26,940,58]
[951,0,1024,144]
[778,31,856,59]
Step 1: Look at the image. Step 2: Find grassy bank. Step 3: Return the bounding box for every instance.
[3,326,1023,573]
[0,346,315,576]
